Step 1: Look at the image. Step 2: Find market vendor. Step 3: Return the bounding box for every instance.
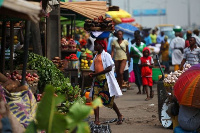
[180,37,200,70]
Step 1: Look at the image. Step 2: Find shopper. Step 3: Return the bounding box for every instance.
[130,35,146,94]
[143,31,152,46]
[156,31,165,44]
[111,30,130,91]
[89,39,123,125]
[185,30,192,48]
[193,29,200,47]
[180,37,200,70]
[150,30,157,45]
[170,32,185,71]
[160,36,170,73]
[138,47,154,101]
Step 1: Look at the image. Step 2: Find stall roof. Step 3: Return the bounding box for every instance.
[60,1,108,20]
[0,0,41,22]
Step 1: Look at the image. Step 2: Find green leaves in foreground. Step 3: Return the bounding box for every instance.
[25,85,102,133]
[66,98,102,133]
[36,85,66,133]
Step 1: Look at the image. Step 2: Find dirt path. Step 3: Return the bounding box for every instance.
[90,83,173,133]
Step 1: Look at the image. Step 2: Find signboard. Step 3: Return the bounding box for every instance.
[133,9,166,16]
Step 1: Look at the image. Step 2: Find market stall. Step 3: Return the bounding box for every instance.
[0,0,41,130]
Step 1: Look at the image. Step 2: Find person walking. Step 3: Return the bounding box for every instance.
[138,47,154,101]
[170,32,185,71]
[89,39,123,125]
[143,31,152,46]
[111,30,130,91]
[185,30,192,48]
[150,30,157,45]
[156,31,165,44]
[180,37,200,70]
[160,36,170,73]
[193,29,200,47]
[130,35,146,94]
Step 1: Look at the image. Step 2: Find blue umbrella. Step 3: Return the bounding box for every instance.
[115,23,138,35]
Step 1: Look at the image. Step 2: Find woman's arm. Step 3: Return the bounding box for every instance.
[111,45,115,58]
[126,45,130,66]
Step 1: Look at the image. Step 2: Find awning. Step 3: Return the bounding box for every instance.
[60,1,108,20]
[0,0,41,22]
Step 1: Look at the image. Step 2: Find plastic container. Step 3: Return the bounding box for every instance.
[152,68,165,81]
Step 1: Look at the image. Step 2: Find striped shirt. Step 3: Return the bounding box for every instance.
[183,47,200,66]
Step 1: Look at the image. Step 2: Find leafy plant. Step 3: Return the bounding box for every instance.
[15,51,71,94]
[25,85,102,133]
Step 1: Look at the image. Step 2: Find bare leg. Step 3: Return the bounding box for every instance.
[150,86,154,98]
[115,60,121,90]
[119,60,127,89]
[94,107,100,125]
[144,85,150,101]
[113,102,123,125]
[137,84,141,94]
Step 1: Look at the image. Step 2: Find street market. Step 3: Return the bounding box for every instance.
[0,0,200,133]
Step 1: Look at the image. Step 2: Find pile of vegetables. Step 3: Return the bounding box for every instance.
[164,64,191,87]
[65,54,78,60]
[5,71,39,86]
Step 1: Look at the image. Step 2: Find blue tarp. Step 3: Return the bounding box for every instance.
[115,23,138,35]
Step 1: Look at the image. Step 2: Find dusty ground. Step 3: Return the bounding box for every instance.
[90,83,173,133]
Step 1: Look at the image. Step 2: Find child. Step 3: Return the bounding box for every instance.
[138,47,154,101]
[89,39,123,125]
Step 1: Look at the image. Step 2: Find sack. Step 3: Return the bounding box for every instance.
[141,66,151,77]
[90,122,111,133]
[128,71,135,83]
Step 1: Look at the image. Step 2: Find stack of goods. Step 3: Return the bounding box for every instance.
[163,64,191,87]
[64,54,79,69]
[61,38,77,51]
[61,38,68,51]
[80,59,93,70]
[80,48,93,70]
[84,16,114,31]
[68,39,77,51]
[52,57,63,69]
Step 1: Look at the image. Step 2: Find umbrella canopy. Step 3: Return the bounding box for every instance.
[174,64,200,108]
[115,23,138,35]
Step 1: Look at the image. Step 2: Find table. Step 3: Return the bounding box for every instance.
[80,69,93,94]
[64,69,78,86]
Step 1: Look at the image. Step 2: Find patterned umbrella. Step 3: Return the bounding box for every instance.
[174,64,200,108]
[115,23,138,35]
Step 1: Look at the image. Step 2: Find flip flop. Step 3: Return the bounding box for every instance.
[116,117,125,125]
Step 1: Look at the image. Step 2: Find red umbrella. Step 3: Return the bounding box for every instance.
[174,64,200,108]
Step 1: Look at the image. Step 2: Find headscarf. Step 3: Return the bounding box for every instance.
[142,47,151,54]
[95,39,107,52]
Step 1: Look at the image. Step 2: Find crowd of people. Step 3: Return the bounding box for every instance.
[87,28,200,128]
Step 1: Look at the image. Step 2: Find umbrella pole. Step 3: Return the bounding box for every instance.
[156,54,164,81]
[21,21,30,86]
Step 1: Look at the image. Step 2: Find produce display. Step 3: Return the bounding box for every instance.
[84,16,114,31]
[163,64,191,87]
[61,38,77,51]
[80,48,93,70]
[64,54,79,69]
[81,59,93,70]
[52,57,64,69]
[5,71,39,86]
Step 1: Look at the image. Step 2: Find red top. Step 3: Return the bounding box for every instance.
[185,40,190,48]
[140,56,153,77]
